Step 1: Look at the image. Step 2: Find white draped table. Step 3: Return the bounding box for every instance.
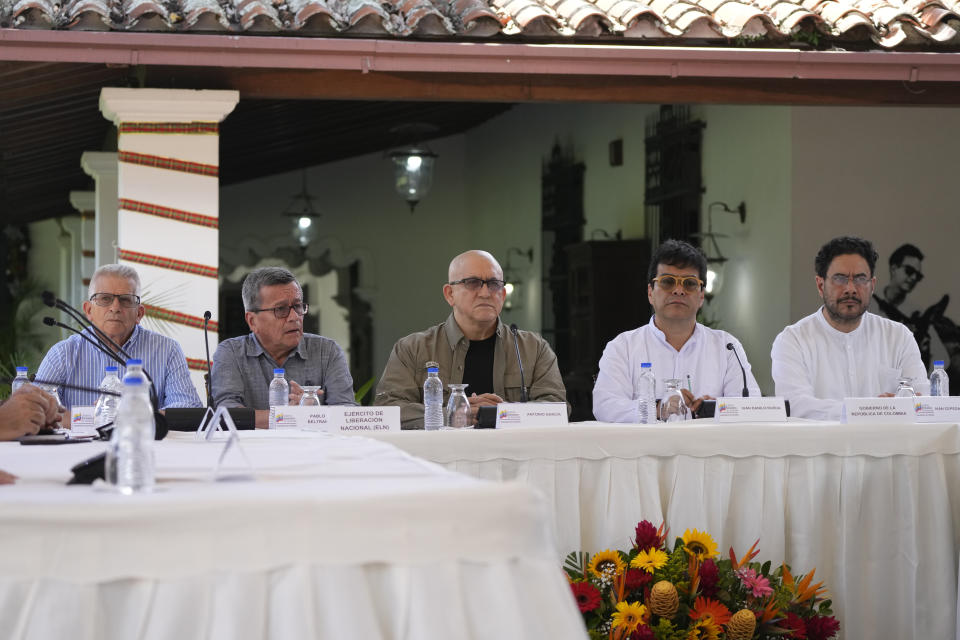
[0,431,585,640]
[368,420,960,640]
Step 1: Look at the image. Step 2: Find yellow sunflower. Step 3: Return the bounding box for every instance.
[630,548,669,573]
[588,549,626,578]
[611,601,648,633]
[681,528,719,560]
[687,618,721,640]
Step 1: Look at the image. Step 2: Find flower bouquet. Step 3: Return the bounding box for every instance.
[564,521,839,640]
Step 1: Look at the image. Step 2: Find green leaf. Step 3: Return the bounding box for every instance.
[761,560,772,575]
[564,551,588,579]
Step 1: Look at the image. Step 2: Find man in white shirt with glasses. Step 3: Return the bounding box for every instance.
[771,236,927,421]
[593,239,761,422]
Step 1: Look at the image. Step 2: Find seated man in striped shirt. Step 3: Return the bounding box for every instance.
[36,264,202,410]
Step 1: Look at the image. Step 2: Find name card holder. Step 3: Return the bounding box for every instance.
[912,396,960,423]
[714,397,788,423]
[281,406,401,434]
[69,406,97,434]
[842,397,915,423]
[495,402,569,429]
[196,406,255,480]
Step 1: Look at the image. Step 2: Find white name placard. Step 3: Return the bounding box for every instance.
[714,397,788,423]
[69,406,96,434]
[912,397,960,423]
[275,406,401,433]
[495,402,568,428]
[842,397,915,423]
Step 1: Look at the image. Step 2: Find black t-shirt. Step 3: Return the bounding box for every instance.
[462,334,497,396]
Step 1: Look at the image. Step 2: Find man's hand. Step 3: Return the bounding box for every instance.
[468,393,503,422]
[0,470,16,485]
[0,385,62,440]
[878,392,896,398]
[288,380,304,406]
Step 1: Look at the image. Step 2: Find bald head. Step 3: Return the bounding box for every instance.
[448,250,503,282]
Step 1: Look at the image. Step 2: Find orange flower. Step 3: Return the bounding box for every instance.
[690,596,732,627]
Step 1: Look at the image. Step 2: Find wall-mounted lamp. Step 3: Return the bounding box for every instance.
[388,124,438,213]
[503,247,534,311]
[696,201,746,299]
[282,170,321,249]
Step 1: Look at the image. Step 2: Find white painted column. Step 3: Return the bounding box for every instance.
[98,88,240,401]
[69,191,95,306]
[80,153,118,268]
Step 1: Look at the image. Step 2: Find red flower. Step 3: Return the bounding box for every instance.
[805,615,840,640]
[634,520,660,550]
[781,612,807,638]
[570,581,602,613]
[699,558,719,597]
[630,625,655,640]
[625,568,652,591]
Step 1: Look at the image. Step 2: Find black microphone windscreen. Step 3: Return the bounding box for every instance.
[510,323,519,334]
[41,291,57,308]
[203,310,212,320]
[726,342,735,350]
[43,316,56,326]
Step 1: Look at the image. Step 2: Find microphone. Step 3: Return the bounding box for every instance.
[726,342,750,397]
[42,290,132,360]
[509,323,529,402]
[202,310,213,408]
[43,317,125,367]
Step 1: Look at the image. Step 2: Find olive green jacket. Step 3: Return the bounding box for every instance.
[374,313,567,429]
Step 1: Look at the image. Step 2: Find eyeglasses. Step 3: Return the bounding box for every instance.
[448,278,507,294]
[828,274,872,287]
[249,302,309,319]
[89,293,141,308]
[650,275,704,293]
[902,264,925,282]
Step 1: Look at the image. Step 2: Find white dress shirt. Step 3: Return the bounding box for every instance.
[770,308,928,421]
[592,317,761,423]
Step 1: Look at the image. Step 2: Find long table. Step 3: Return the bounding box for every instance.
[369,421,960,640]
[0,431,585,640]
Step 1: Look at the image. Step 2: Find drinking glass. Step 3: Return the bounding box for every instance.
[299,386,323,406]
[444,384,472,429]
[894,377,915,397]
[658,378,689,422]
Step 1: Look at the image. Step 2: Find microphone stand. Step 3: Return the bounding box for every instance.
[509,323,529,402]
[203,310,213,408]
[726,342,750,398]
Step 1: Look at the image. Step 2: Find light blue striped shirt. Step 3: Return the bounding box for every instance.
[35,324,203,410]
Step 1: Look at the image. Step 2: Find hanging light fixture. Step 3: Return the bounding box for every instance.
[281,169,321,249]
[694,201,746,300]
[503,247,534,311]
[387,124,438,212]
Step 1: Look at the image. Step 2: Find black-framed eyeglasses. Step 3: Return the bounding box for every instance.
[902,264,925,282]
[448,278,506,294]
[89,293,141,308]
[249,302,309,319]
[650,274,704,293]
[829,274,872,287]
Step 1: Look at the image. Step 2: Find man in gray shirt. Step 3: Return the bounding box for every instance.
[212,267,356,427]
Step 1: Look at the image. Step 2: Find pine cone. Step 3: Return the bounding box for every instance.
[648,580,679,618]
[726,609,756,640]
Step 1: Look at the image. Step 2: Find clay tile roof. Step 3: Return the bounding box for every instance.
[3,0,959,48]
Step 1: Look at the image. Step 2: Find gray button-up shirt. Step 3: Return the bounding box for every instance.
[212,332,357,409]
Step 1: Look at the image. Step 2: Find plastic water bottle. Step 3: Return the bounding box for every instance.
[930,360,950,396]
[124,359,145,383]
[636,362,656,424]
[423,364,444,430]
[94,366,123,428]
[268,368,289,429]
[107,376,155,494]
[10,366,29,394]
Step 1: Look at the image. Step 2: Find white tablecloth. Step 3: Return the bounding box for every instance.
[0,431,586,640]
[368,421,960,640]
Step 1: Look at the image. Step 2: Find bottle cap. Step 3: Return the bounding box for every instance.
[274,368,285,375]
[427,367,439,373]
[126,359,143,366]
[106,366,119,372]
[934,360,945,367]
[640,362,652,368]
[15,366,27,373]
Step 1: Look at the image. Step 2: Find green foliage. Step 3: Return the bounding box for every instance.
[651,619,684,640]
[564,551,589,580]
[354,376,377,404]
[0,277,52,399]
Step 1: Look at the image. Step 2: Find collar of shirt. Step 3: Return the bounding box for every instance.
[83,323,141,354]
[245,332,307,362]
[442,313,506,350]
[815,305,865,340]
[647,315,701,353]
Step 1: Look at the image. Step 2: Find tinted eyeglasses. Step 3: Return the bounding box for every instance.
[448,277,507,294]
[250,302,309,319]
[650,275,704,293]
[829,274,872,287]
[89,293,141,308]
